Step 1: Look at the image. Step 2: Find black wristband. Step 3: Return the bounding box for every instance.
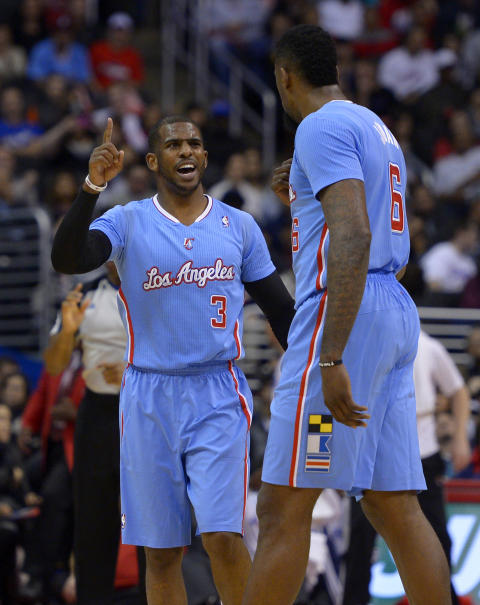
[319,359,343,368]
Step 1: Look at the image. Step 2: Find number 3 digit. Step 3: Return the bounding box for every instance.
[389,162,404,233]
[210,295,227,328]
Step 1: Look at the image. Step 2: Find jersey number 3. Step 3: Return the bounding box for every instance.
[210,295,227,329]
[389,162,404,234]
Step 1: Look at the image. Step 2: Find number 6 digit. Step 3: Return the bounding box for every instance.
[389,162,404,234]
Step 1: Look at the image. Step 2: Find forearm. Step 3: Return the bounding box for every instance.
[244,271,295,351]
[51,185,111,274]
[320,231,371,361]
[451,386,470,438]
[43,331,76,376]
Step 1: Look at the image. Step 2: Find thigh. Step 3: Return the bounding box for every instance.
[263,294,369,490]
[184,366,252,536]
[120,367,191,549]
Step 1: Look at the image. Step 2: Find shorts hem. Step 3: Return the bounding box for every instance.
[121,533,191,549]
[197,525,243,536]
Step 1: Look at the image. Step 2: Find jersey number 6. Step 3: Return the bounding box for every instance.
[210,295,227,329]
[389,162,404,234]
[292,217,299,252]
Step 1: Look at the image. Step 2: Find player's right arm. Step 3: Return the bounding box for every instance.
[51,118,124,274]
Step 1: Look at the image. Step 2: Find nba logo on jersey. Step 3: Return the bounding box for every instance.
[289,184,296,203]
[222,216,229,228]
[121,513,126,529]
[305,414,333,473]
[184,238,194,250]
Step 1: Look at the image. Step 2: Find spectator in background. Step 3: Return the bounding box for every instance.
[0,371,30,436]
[353,5,398,59]
[0,403,33,604]
[90,12,144,90]
[420,219,478,300]
[433,111,480,204]
[243,147,282,224]
[209,151,257,212]
[27,14,92,84]
[393,112,432,190]
[0,358,19,384]
[0,146,39,207]
[0,86,43,151]
[97,163,155,211]
[0,86,78,164]
[468,88,480,138]
[92,81,147,154]
[0,23,27,82]
[45,171,80,223]
[35,73,71,130]
[343,330,471,605]
[466,327,480,405]
[413,49,466,165]
[12,0,48,53]
[17,355,84,604]
[350,59,396,124]
[378,26,439,102]
[317,0,365,41]
[196,0,275,81]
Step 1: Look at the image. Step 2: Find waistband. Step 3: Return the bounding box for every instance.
[129,361,232,376]
[297,271,397,310]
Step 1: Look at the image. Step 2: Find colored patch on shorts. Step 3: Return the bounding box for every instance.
[305,414,332,473]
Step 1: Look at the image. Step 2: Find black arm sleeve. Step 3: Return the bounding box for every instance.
[51,188,112,274]
[244,270,295,351]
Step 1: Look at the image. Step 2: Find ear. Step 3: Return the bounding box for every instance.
[279,66,291,91]
[145,152,158,172]
[203,149,208,169]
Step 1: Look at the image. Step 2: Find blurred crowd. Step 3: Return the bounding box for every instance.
[2,0,480,603]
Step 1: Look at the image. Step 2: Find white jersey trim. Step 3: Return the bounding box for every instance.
[152,194,213,224]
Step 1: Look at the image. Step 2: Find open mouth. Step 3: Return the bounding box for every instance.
[176,163,196,177]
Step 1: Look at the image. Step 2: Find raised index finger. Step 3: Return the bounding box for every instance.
[103,117,113,144]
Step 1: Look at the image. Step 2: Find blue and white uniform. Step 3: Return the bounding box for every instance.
[262,101,426,495]
[90,194,275,547]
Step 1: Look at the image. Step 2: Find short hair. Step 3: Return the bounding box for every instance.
[275,25,338,88]
[148,115,201,152]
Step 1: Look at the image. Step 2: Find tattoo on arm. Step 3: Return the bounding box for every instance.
[318,179,371,361]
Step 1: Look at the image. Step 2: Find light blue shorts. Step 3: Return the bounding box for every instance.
[262,273,426,496]
[119,361,252,548]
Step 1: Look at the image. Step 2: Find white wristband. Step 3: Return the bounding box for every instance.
[85,174,107,192]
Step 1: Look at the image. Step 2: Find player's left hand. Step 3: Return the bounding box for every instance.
[321,364,370,428]
[451,434,471,473]
[271,158,293,207]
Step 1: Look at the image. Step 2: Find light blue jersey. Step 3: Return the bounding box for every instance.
[90,194,275,371]
[289,100,409,308]
[262,100,425,494]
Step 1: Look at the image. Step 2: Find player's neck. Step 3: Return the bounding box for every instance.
[299,85,348,120]
[156,185,208,226]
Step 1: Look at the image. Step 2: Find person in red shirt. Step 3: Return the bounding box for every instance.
[89,12,144,90]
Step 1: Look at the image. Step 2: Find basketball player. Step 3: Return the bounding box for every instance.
[51,116,295,605]
[242,26,452,605]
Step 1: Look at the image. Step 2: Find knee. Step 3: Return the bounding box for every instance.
[201,531,241,562]
[361,491,422,535]
[144,546,183,573]
[256,484,319,536]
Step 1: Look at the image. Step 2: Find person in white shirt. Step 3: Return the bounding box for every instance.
[420,219,478,295]
[343,330,471,605]
[378,26,438,101]
[44,263,146,605]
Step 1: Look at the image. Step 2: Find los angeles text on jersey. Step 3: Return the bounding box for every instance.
[142,258,235,291]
